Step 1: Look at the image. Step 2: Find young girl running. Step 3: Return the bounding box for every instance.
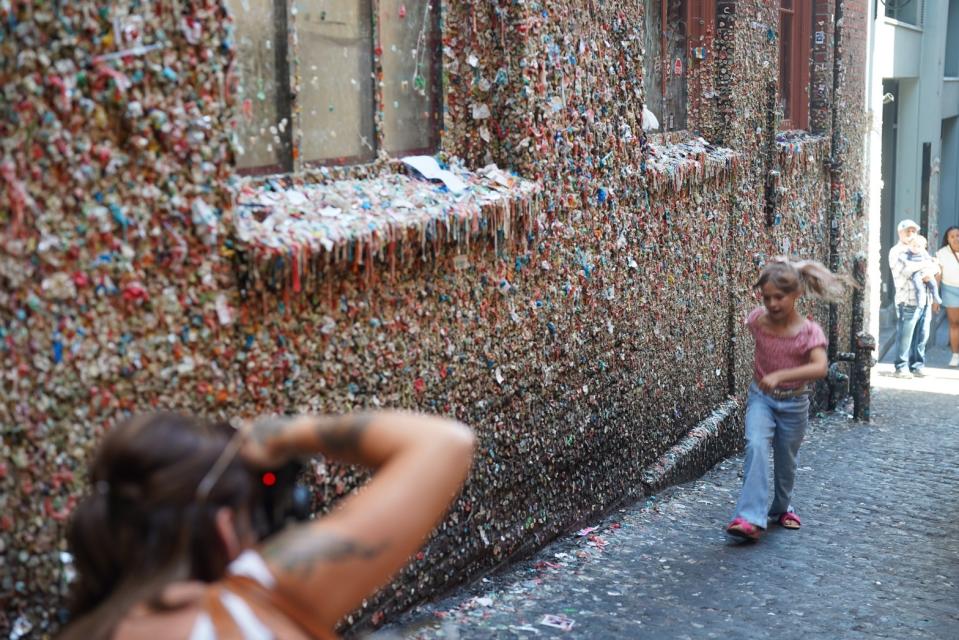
[726,258,849,541]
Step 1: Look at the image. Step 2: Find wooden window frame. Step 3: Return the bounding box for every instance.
[779,0,812,131]
[686,1,716,47]
[883,0,922,27]
[235,0,294,177]
[236,0,442,176]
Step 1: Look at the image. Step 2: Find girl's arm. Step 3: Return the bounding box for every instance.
[758,347,828,391]
[242,412,475,629]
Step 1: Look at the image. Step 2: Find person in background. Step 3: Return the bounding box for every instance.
[888,219,933,379]
[935,225,959,367]
[899,235,942,308]
[60,411,475,639]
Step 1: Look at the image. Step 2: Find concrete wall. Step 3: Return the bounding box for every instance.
[0,1,870,635]
[946,0,959,77]
[869,0,959,316]
[896,77,923,223]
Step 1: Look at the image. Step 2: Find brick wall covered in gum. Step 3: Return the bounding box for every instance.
[0,0,869,634]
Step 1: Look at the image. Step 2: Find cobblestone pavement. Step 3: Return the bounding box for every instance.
[382,376,959,640]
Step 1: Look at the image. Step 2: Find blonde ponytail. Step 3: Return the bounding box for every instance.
[755,257,854,303]
[792,259,853,302]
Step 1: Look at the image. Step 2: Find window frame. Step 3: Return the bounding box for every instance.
[232,0,294,177]
[686,0,716,129]
[645,0,716,134]
[378,0,444,159]
[778,0,812,131]
[883,0,922,27]
[232,0,442,176]
[686,1,716,47]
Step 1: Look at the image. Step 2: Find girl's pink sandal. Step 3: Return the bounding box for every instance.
[778,512,801,530]
[726,517,762,540]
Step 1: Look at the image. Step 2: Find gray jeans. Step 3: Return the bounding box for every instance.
[733,382,810,528]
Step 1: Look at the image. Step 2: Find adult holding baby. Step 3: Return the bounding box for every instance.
[888,219,935,378]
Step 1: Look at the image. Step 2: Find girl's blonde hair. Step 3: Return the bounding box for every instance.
[754,257,852,303]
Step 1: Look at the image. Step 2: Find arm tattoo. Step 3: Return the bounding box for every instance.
[264,531,388,579]
[317,415,372,454]
[251,415,290,445]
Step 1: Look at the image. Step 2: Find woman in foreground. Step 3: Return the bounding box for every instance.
[60,410,475,639]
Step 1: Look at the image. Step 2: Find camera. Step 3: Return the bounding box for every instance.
[250,460,313,540]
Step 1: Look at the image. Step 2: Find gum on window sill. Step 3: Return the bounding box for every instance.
[232,159,542,294]
[776,131,829,171]
[644,134,741,194]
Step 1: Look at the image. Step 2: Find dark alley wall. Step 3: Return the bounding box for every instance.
[0,1,869,635]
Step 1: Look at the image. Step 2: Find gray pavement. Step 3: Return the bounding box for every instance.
[383,373,959,639]
[879,306,957,370]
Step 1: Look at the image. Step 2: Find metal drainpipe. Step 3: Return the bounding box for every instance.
[826,0,844,410]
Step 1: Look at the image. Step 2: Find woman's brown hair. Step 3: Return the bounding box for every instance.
[754,257,853,303]
[60,412,255,640]
[941,226,959,249]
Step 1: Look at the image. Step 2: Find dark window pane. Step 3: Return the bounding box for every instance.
[225,0,282,170]
[380,0,440,155]
[643,0,688,131]
[780,12,792,121]
[296,0,376,164]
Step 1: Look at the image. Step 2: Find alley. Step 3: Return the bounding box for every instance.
[6,2,959,637]
[390,373,959,639]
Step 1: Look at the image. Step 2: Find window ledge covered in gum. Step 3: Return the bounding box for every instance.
[643,135,742,194]
[232,159,542,294]
[776,130,829,169]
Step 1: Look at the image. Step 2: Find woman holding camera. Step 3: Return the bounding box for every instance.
[60,411,475,639]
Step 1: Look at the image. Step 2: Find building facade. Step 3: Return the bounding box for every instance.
[0,1,871,635]
[867,0,959,315]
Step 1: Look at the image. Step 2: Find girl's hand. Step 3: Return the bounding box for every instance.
[758,372,785,392]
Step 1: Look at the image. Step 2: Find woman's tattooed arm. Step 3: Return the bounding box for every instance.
[263,529,388,580]
[315,414,372,455]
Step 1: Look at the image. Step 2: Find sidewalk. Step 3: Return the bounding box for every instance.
[384,373,959,639]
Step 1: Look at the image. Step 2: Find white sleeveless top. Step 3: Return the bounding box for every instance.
[188,550,277,640]
[937,245,959,287]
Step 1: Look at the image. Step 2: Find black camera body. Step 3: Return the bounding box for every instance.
[250,460,313,540]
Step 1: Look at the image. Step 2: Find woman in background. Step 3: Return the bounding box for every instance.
[935,226,959,367]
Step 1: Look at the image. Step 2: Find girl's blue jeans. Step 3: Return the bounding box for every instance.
[733,382,809,528]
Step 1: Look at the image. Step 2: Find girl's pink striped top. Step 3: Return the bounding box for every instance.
[746,307,827,389]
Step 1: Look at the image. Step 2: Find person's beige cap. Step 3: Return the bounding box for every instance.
[897,219,920,232]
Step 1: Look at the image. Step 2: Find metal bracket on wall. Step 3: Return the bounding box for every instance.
[763,79,780,226]
[826,255,875,420]
[764,169,783,226]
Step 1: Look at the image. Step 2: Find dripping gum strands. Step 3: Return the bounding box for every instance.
[232,160,542,301]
